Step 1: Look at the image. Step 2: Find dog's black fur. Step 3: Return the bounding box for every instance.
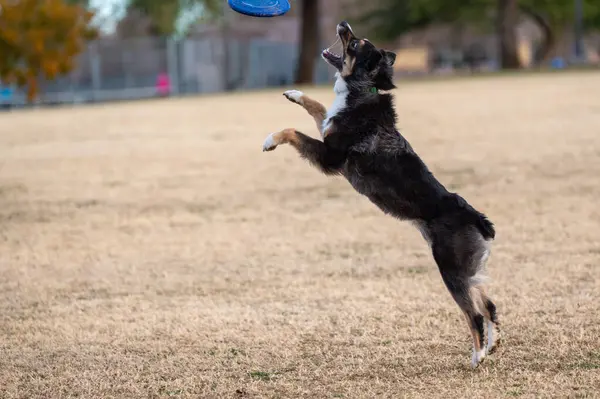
[263,21,500,367]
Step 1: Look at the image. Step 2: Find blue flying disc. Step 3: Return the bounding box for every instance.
[228,0,290,17]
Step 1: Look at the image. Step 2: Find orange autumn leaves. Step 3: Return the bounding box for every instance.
[0,0,98,102]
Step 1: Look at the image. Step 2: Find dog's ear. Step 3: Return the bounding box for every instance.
[381,50,396,67]
[375,76,396,91]
[374,49,397,91]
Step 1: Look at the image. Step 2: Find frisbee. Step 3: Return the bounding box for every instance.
[227,0,290,17]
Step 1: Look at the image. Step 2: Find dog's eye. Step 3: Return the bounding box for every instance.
[351,41,358,50]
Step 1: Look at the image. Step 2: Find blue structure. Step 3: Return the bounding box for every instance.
[228,0,290,17]
[550,57,566,69]
[0,85,14,109]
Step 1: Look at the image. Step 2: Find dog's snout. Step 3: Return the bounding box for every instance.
[336,20,353,37]
[338,20,351,30]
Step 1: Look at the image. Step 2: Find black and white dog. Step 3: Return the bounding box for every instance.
[262,21,500,368]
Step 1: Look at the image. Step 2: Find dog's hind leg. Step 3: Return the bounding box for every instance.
[442,274,487,368]
[283,90,327,134]
[469,237,501,355]
[432,227,496,368]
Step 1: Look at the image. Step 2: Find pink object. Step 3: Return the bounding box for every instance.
[156,73,171,96]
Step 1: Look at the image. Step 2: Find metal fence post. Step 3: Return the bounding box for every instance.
[90,42,101,102]
[123,49,133,90]
[167,38,180,95]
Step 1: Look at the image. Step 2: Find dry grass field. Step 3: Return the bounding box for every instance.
[1,72,600,399]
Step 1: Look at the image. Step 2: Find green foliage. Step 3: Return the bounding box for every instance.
[520,0,600,30]
[357,0,493,41]
[359,0,600,41]
[582,0,600,30]
[525,0,600,27]
[587,11,600,31]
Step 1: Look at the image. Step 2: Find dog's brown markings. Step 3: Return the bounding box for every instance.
[341,41,366,77]
[465,311,483,352]
[282,128,300,146]
[300,95,327,131]
[270,128,299,148]
[341,56,356,77]
[341,48,355,76]
[460,286,487,367]
[284,92,326,133]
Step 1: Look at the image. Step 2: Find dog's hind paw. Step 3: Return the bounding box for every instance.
[487,326,501,355]
[471,349,486,369]
[283,90,304,105]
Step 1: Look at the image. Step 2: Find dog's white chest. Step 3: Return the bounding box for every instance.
[321,74,348,136]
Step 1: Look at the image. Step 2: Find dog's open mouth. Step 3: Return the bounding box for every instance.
[322,36,343,71]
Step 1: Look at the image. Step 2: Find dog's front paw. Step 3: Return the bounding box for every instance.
[283,90,304,105]
[262,129,295,152]
[262,133,278,152]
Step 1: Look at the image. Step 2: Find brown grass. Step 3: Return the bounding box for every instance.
[1,72,600,399]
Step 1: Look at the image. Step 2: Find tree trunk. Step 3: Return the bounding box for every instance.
[295,0,319,84]
[497,0,522,69]
[520,5,555,65]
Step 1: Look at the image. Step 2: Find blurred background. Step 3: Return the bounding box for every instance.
[2,2,600,396]
[0,0,599,108]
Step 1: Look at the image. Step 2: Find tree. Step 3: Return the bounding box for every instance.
[497,0,522,69]
[357,0,492,42]
[519,0,600,63]
[295,0,320,84]
[0,0,98,102]
[358,0,521,68]
[587,2,600,30]
[357,0,600,69]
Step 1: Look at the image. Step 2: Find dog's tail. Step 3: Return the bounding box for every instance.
[450,194,496,241]
[473,211,495,240]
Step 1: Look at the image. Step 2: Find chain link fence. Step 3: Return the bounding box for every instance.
[3,35,336,107]
[1,33,598,107]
